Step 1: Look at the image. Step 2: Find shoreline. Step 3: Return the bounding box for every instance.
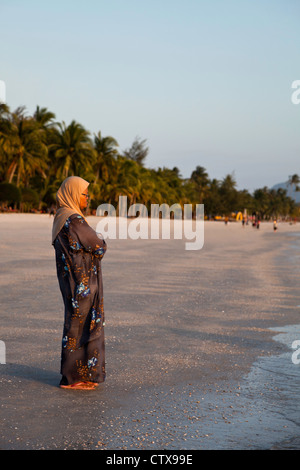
[0,215,299,449]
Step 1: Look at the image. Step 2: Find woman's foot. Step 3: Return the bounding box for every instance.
[60,381,98,390]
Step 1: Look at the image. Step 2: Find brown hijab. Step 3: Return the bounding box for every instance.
[52,176,89,244]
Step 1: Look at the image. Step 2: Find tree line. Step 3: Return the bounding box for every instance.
[0,103,299,219]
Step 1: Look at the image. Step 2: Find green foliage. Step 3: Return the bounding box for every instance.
[0,103,298,217]
[20,187,39,211]
[123,136,149,167]
[0,182,21,204]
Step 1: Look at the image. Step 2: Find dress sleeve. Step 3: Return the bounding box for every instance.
[68,214,107,258]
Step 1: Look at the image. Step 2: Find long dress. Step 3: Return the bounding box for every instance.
[53,213,107,385]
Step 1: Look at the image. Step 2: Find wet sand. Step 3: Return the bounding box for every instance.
[0,214,299,450]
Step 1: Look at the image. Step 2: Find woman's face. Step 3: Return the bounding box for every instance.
[80,188,89,210]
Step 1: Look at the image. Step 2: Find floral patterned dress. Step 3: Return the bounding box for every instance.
[53,213,107,386]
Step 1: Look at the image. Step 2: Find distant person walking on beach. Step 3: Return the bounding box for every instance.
[52,176,107,390]
[273,220,277,231]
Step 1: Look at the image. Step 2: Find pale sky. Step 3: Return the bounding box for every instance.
[1,0,299,191]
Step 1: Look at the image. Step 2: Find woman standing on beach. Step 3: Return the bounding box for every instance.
[52,176,107,390]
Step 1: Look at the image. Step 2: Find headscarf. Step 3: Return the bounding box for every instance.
[52,176,89,244]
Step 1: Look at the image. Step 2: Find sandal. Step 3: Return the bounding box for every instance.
[60,381,98,390]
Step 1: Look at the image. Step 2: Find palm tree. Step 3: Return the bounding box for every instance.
[51,120,95,179]
[139,168,157,209]
[123,136,149,167]
[203,178,221,217]
[190,165,210,204]
[0,103,12,181]
[33,106,56,129]
[5,107,48,187]
[93,131,119,184]
[105,157,133,210]
[288,174,300,194]
[219,173,238,215]
[120,158,142,205]
[254,186,276,219]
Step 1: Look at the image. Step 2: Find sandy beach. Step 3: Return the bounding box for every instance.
[0,213,299,450]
